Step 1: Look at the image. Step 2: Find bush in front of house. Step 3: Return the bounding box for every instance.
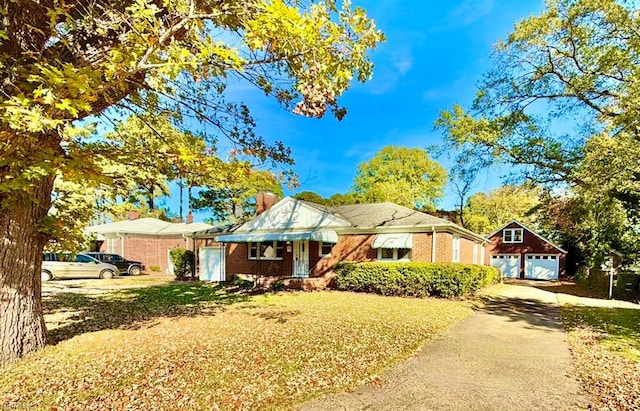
[334,262,500,298]
[170,248,195,280]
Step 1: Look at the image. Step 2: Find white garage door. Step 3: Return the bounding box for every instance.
[199,247,226,282]
[524,254,559,280]
[490,255,520,278]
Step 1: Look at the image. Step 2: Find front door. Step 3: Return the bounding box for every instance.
[293,240,309,278]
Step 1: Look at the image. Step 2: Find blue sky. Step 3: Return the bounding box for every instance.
[169,0,547,221]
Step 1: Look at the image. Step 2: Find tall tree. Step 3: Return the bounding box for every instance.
[0,0,383,364]
[435,0,640,262]
[352,146,447,210]
[192,169,283,224]
[436,0,640,186]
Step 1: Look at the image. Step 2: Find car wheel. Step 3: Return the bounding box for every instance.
[129,265,142,276]
[100,269,115,280]
[41,270,53,282]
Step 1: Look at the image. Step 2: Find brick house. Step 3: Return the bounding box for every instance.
[86,213,212,274]
[194,196,489,286]
[487,220,567,280]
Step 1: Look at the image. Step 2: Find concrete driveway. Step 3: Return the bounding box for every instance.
[298,284,588,411]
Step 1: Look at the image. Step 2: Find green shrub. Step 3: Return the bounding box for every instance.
[271,279,286,292]
[229,274,254,289]
[170,248,195,280]
[149,265,161,272]
[334,262,499,298]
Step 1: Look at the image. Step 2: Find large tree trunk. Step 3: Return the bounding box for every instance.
[0,136,57,365]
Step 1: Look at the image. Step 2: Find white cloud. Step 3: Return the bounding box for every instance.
[391,50,413,75]
[450,0,494,25]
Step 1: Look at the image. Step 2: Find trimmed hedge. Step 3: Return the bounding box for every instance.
[170,248,195,280]
[334,262,500,298]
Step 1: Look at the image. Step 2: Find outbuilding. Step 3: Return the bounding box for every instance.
[487,220,567,280]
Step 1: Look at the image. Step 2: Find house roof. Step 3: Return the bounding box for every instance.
[331,202,450,228]
[488,219,568,253]
[213,197,487,243]
[86,217,213,236]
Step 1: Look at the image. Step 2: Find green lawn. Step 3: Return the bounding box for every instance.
[561,305,640,409]
[562,305,640,360]
[1,285,472,410]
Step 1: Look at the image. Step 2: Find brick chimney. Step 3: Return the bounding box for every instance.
[256,191,279,215]
[127,211,140,220]
[185,214,194,224]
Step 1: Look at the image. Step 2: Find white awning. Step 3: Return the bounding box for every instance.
[215,230,338,243]
[372,233,413,249]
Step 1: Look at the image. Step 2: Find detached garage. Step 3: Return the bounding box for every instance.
[487,220,567,280]
[490,255,520,278]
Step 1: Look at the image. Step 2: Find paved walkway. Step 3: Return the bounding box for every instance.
[299,284,588,410]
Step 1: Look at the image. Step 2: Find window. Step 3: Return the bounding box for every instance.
[452,236,460,262]
[503,228,523,243]
[473,243,479,264]
[319,241,333,257]
[106,237,118,253]
[75,254,95,263]
[248,241,283,260]
[377,248,411,261]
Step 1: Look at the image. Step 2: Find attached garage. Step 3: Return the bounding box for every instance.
[524,254,559,280]
[490,254,520,278]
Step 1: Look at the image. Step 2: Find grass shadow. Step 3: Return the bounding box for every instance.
[43,283,252,344]
[562,305,640,357]
[476,295,563,331]
[521,280,605,299]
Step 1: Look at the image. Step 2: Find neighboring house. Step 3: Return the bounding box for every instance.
[86,212,213,274]
[487,220,567,280]
[193,196,489,286]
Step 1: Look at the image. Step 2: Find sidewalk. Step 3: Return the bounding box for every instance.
[298,285,588,410]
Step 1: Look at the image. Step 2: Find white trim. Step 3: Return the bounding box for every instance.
[318,241,332,257]
[488,220,567,253]
[503,228,524,244]
[452,235,460,263]
[431,228,437,262]
[248,241,284,261]
[377,248,412,262]
[473,243,479,264]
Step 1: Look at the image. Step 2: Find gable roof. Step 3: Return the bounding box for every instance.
[86,217,213,236]
[232,197,351,233]
[488,219,567,253]
[222,197,487,243]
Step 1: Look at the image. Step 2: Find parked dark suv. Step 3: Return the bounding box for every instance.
[84,253,144,276]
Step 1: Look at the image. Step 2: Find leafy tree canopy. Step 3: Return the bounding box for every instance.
[0,0,384,364]
[191,169,283,224]
[352,146,447,210]
[464,185,540,234]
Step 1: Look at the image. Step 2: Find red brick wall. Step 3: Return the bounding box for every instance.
[214,231,487,280]
[100,235,189,274]
[487,222,566,277]
[460,237,475,264]
[412,233,433,262]
[434,232,452,262]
